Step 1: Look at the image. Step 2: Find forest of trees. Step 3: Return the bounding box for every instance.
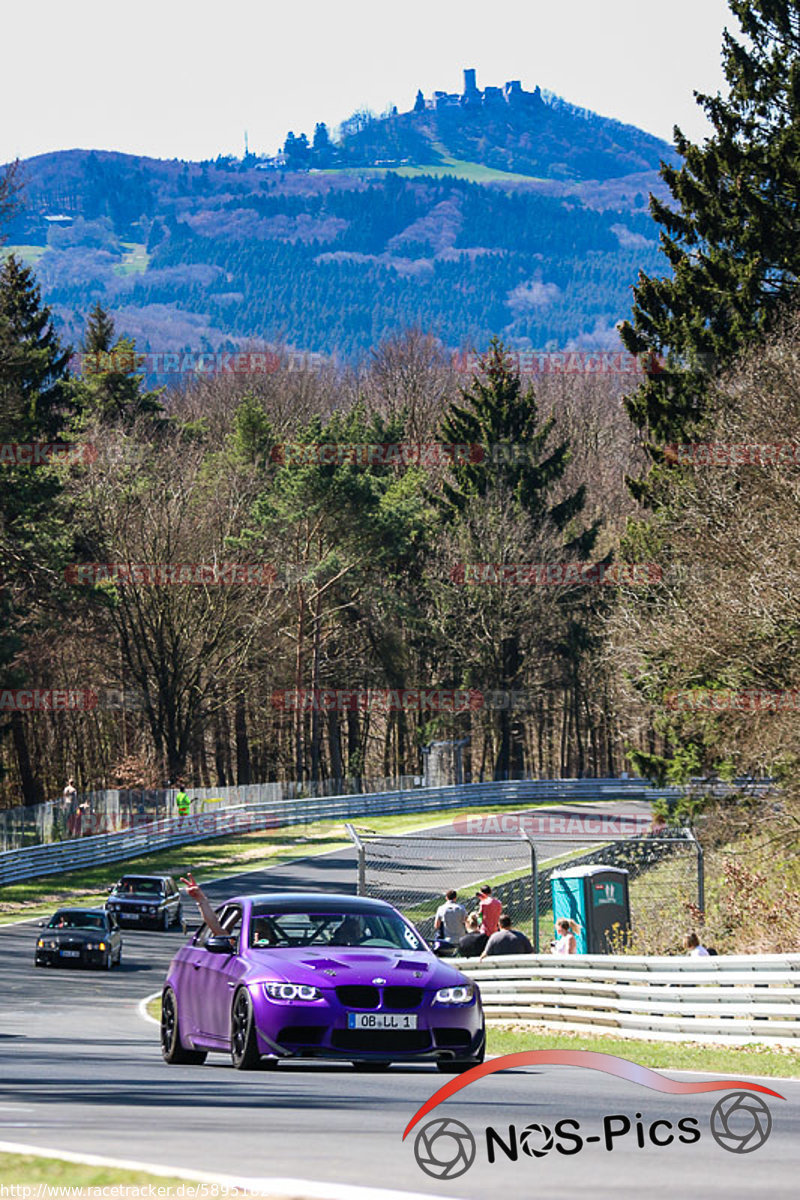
[0,0,797,856]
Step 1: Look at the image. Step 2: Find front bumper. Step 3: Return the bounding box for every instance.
[106,906,162,927]
[35,947,108,968]
[252,991,485,1062]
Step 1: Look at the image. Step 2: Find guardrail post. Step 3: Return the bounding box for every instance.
[345,823,366,896]
[520,831,538,952]
[691,829,705,916]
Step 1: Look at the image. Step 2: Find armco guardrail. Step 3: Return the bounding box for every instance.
[0,777,683,886]
[457,952,800,1043]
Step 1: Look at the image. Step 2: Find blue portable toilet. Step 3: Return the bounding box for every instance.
[550,864,630,954]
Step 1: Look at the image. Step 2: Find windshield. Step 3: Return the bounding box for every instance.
[48,911,105,930]
[248,908,423,951]
[116,877,162,894]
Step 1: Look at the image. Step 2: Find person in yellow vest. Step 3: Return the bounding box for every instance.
[175,785,191,820]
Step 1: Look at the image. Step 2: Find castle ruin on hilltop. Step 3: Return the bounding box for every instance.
[419,68,544,112]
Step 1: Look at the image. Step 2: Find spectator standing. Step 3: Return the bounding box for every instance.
[480,914,533,958]
[684,931,710,957]
[476,885,502,935]
[434,889,467,943]
[458,912,488,958]
[551,918,580,955]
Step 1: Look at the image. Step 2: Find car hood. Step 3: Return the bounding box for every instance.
[244,946,470,989]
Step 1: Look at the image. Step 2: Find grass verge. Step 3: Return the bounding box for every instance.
[0,1153,190,1188]
[0,798,564,922]
[487,1023,800,1078]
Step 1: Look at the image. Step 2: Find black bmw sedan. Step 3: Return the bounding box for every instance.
[105,874,183,930]
[35,907,122,969]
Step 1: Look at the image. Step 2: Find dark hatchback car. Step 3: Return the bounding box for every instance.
[106,874,183,930]
[35,907,122,969]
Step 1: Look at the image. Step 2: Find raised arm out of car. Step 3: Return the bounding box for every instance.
[179,873,226,936]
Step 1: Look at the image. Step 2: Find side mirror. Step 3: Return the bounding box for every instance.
[205,934,235,954]
[37,920,46,928]
[106,885,114,894]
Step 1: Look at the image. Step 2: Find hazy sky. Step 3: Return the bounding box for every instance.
[3,0,734,164]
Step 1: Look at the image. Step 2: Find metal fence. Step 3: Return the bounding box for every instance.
[0,774,423,851]
[458,952,800,1043]
[0,777,683,886]
[349,825,701,953]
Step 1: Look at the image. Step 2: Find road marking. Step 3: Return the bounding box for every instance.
[138,991,161,1026]
[0,1142,463,1200]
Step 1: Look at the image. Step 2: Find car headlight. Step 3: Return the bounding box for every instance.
[84,942,106,951]
[434,984,474,1004]
[263,983,323,1002]
[108,903,117,911]
[149,907,157,914]
[37,938,44,948]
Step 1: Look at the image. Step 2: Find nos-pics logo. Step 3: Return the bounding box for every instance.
[404,1051,783,1180]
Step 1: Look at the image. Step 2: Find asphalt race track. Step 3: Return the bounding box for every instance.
[1,801,797,1198]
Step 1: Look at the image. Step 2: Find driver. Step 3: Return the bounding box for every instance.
[330,914,366,946]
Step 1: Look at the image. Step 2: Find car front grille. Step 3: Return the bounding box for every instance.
[330,1029,431,1053]
[335,985,424,1009]
[335,986,380,1009]
[383,987,423,1009]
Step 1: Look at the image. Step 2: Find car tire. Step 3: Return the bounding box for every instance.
[162,909,170,931]
[104,950,113,970]
[230,988,262,1070]
[174,904,183,928]
[115,946,122,967]
[161,986,207,1065]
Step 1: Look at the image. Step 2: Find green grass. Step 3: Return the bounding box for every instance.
[1,244,46,265]
[487,1024,800,1079]
[114,241,149,275]
[0,798,566,921]
[0,1153,190,1188]
[321,156,541,184]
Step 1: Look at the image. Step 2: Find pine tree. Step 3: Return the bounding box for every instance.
[434,339,601,778]
[414,89,426,114]
[0,256,72,440]
[620,0,800,478]
[0,256,75,802]
[71,304,164,428]
[438,338,598,553]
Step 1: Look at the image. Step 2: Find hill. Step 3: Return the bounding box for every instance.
[1,77,677,363]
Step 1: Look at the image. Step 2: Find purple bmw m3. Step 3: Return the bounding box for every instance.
[161,892,485,1072]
